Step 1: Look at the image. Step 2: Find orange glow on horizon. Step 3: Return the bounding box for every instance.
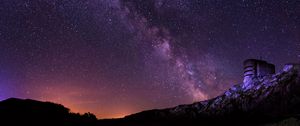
[24,80,149,119]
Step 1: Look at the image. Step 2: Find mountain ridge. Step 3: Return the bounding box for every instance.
[115,63,300,126]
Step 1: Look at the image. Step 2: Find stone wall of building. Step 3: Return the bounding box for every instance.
[243,59,275,88]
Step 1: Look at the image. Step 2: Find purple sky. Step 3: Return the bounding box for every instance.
[0,0,299,118]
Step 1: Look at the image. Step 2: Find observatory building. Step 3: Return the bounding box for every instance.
[243,59,275,83]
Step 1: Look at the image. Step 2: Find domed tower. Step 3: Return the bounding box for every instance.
[243,59,275,83]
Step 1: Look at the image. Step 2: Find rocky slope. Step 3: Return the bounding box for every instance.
[112,63,300,126]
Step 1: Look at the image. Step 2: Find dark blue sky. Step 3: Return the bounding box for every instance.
[0,0,299,118]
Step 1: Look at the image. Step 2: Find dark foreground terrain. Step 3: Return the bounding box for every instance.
[0,63,299,126]
[0,98,97,126]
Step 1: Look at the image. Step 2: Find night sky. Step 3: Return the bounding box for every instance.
[0,0,299,118]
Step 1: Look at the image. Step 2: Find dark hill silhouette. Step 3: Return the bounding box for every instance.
[0,98,97,126]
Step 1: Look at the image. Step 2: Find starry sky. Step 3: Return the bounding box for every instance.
[0,0,299,118]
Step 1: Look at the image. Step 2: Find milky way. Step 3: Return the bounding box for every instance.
[0,0,299,118]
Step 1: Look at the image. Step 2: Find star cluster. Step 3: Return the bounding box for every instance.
[0,0,299,118]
